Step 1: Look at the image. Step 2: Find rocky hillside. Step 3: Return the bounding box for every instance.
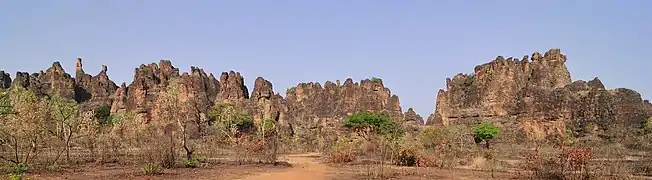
[428,49,650,140]
[0,58,424,150]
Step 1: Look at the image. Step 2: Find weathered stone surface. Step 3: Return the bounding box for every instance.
[248,77,282,124]
[110,82,128,114]
[0,71,10,89]
[5,58,420,146]
[403,108,424,133]
[175,67,220,117]
[12,72,44,96]
[74,58,118,110]
[429,49,650,139]
[10,62,76,100]
[216,71,248,103]
[283,78,405,150]
[120,60,180,122]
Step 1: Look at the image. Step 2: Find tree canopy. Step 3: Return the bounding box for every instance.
[343,111,403,140]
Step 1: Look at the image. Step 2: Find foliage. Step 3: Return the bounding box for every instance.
[417,125,473,168]
[0,87,49,165]
[0,91,11,115]
[395,139,421,166]
[93,104,112,125]
[7,163,30,174]
[464,73,475,85]
[286,87,297,92]
[8,173,26,180]
[642,117,652,134]
[369,77,382,83]
[473,122,499,148]
[343,111,403,141]
[141,163,162,175]
[208,103,254,136]
[47,94,84,163]
[183,157,201,168]
[328,137,357,163]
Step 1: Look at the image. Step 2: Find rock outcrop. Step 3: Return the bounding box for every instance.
[402,108,425,133]
[74,58,118,110]
[10,62,76,99]
[115,60,181,122]
[216,71,248,103]
[282,78,406,149]
[429,49,650,139]
[0,71,10,89]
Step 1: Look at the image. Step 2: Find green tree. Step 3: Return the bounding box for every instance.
[93,104,112,125]
[0,87,49,165]
[473,122,499,149]
[343,111,403,141]
[47,95,82,163]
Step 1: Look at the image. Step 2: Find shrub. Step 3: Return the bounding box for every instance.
[94,104,111,125]
[8,173,25,180]
[328,137,357,163]
[395,147,419,166]
[642,117,652,134]
[369,77,382,83]
[183,157,201,168]
[141,163,162,175]
[8,163,29,174]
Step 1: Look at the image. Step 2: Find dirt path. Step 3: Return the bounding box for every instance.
[237,153,331,180]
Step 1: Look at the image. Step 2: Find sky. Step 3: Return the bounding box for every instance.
[1,0,650,119]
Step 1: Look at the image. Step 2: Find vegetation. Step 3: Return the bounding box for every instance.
[369,77,382,83]
[473,122,499,149]
[141,163,162,175]
[0,81,650,179]
[342,111,403,140]
[93,104,111,125]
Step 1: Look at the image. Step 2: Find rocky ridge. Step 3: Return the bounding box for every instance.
[428,49,650,139]
[0,59,422,149]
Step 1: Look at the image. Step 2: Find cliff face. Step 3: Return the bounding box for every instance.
[0,71,10,89]
[74,58,119,111]
[429,49,650,139]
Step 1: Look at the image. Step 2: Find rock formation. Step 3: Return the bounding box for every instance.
[9,62,76,99]
[429,49,650,140]
[74,58,119,110]
[216,71,248,103]
[115,60,181,122]
[0,71,10,89]
[282,78,407,149]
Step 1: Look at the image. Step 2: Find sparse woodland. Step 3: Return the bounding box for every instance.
[1,49,652,180]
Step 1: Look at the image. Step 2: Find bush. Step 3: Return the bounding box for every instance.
[94,104,111,125]
[328,137,357,163]
[141,163,162,175]
[395,148,419,166]
[183,157,201,168]
[8,163,29,174]
[523,147,594,179]
[8,173,25,180]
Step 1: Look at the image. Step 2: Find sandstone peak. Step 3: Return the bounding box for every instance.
[0,71,11,89]
[430,49,649,140]
[101,65,108,74]
[251,77,273,101]
[76,58,84,74]
[217,70,249,103]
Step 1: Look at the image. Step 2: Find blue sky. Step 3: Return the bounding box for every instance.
[1,0,650,118]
